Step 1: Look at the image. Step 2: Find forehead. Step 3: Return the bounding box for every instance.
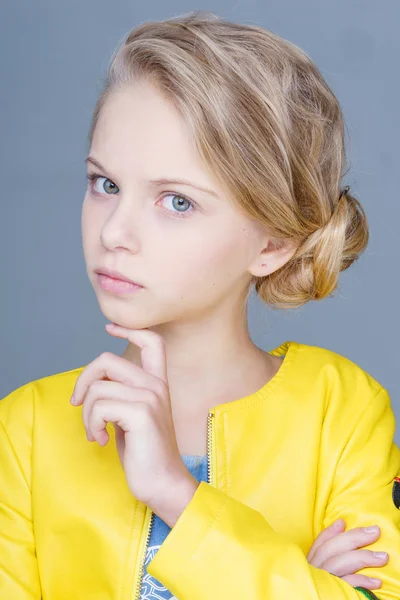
[91,82,207,181]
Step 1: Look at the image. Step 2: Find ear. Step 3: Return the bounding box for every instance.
[248,237,298,278]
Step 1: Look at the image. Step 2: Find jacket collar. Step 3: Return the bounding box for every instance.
[209,340,299,417]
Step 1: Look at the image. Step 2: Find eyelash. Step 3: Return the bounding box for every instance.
[86,172,196,219]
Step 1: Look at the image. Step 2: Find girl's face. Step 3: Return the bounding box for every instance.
[82,80,274,330]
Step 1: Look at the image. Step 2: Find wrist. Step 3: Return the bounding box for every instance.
[150,474,200,528]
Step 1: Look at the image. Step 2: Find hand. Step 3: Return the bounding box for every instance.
[307,518,389,590]
[70,323,200,527]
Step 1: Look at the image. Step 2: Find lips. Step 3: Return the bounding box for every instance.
[95,268,143,287]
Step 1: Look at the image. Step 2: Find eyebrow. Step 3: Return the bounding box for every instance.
[85,156,219,199]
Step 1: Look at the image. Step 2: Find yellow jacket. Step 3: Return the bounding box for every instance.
[1,341,400,600]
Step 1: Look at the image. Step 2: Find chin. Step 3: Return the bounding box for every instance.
[97,302,170,331]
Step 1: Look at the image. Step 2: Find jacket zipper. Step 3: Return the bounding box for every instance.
[133,507,155,600]
[207,409,215,486]
[132,408,215,600]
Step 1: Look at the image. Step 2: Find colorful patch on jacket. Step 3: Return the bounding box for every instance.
[393,476,400,510]
[355,587,380,599]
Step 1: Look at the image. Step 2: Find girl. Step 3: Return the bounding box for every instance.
[1,10,399,600]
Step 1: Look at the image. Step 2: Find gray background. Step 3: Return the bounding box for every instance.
[1,1,399,444]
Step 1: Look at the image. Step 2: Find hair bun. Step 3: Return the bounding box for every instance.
[256,187,369,308]
[297,186,369,301]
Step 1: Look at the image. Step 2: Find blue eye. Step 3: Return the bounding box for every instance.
[86,172,196,218]
[159,193,194,217]
[87,173,118,195]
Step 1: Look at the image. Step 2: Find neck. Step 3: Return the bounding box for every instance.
[120,304,281,413]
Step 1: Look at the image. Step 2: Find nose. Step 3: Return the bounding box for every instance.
[100,195,143,253]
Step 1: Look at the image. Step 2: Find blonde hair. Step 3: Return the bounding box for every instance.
[87,10,369,309]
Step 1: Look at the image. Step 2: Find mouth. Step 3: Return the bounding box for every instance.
[95,267,143,287]
[95,268,145,295]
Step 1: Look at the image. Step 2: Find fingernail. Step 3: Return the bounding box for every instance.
[332,518,344,528]
[373,552,388,559]
[70,394,76,405]
[368,578,381,585]
[364,526,380,533]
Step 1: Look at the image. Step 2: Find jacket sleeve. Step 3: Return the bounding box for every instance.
[147,387,400,600]
[0,383,42,599]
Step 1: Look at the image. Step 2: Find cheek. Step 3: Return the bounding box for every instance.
[81,200,91,255]
[153,227,250,293]
[81,199,103,254]
[81,196,93,236]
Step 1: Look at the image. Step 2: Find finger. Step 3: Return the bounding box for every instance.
[310,526,382,567]
[341,574,382,590]
[70,351,163,407]
[320,548,389,577]
[105,324,168,384]
[82,381,155,441]
[81,380,134,440]
[307,519,345,562]
[87,398,151,446]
